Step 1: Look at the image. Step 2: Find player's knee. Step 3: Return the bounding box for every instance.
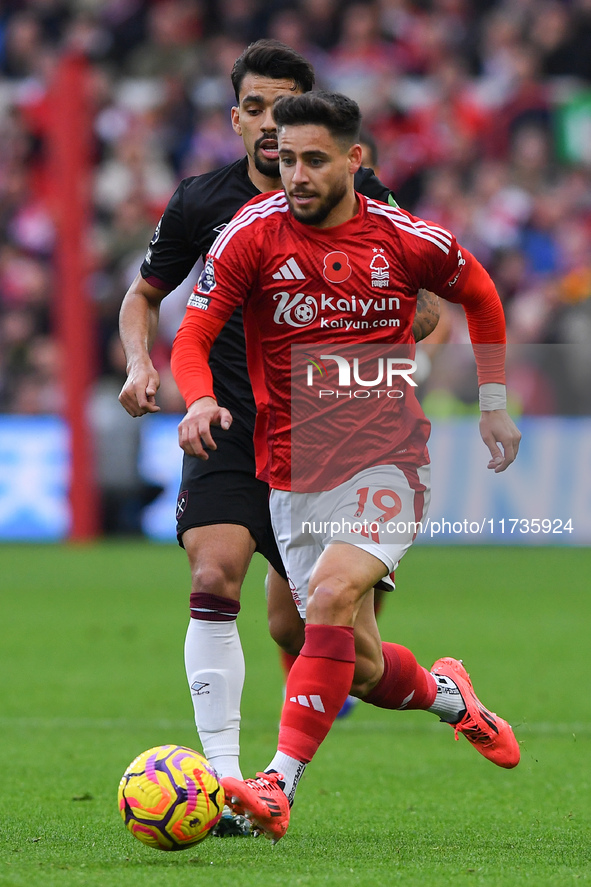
[189,561,241,600]
[306,582,354,625]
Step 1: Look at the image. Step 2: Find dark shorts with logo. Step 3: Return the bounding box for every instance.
[175,421,286,579]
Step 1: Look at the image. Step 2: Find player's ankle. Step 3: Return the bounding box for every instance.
[427,672,466,723]
[266,753,306,806]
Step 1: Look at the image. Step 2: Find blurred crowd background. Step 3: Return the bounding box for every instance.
[1,0,591,424]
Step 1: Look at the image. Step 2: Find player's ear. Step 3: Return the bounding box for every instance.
[231,106,241,136]
[348,143,363,174]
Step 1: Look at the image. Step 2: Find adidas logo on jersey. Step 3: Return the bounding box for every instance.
[273,257,306,280]
[289,694,325,712]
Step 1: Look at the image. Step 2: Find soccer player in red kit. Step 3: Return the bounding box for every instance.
[118,46,439,828]
[171,91,522,842]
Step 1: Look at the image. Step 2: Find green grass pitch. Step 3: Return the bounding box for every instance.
[0,542,589,886]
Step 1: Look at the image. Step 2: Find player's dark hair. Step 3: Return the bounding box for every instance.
[273,91,362,148]
[231,39,315,101]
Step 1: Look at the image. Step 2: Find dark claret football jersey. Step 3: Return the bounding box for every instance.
[140,157,395,430]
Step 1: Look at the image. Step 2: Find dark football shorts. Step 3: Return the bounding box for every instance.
[175,420,287,579]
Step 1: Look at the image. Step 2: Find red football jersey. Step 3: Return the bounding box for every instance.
[174,190,506,492]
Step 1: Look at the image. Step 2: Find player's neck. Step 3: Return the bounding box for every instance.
[314,191,360,229]
[246,158,282,194]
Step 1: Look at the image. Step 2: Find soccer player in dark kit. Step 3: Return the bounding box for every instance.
[171,90,521,843]
[118,41,439,833]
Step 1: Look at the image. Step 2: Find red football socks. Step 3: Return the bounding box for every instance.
[363,642,437,710]
[278,624,355,763]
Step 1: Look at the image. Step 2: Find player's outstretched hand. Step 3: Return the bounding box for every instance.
[178,396,233,459]
[479,409,521,473]
[119,359,161,417]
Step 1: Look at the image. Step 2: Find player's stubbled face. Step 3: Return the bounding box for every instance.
[232,74,301,179]
[279,124,353,227]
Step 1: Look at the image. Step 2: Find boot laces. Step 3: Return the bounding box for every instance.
[245,772,283,793]
[454,711,495,748]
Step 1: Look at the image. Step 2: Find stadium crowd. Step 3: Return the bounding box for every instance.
[1,0,591,424]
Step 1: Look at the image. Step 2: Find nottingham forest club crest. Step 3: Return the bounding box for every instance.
[370,248,390,288]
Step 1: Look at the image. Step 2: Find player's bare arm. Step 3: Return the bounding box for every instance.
[412,289,440,342]
[178,396,233,460]
[118,273,168,417]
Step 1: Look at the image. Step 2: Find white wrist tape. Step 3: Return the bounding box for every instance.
[479,382,507,411]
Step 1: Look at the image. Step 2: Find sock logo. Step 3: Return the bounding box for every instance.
[191,681,210,696]
[287,762,306,806]
[437,685,461,696]
[397,690,415,710]
[289,694,325,712]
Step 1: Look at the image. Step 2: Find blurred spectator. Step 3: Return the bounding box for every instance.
[7,332,63,414]
[93,121,176,217]
[530,0,591,82]
[183,105,242,175]
[326,2,395,116]
[0,11,44,79]
[300,0,341,51]
[190,32,245,112]
[90,331,163,534]
[124,0,203,79]
[267,6,329,83]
